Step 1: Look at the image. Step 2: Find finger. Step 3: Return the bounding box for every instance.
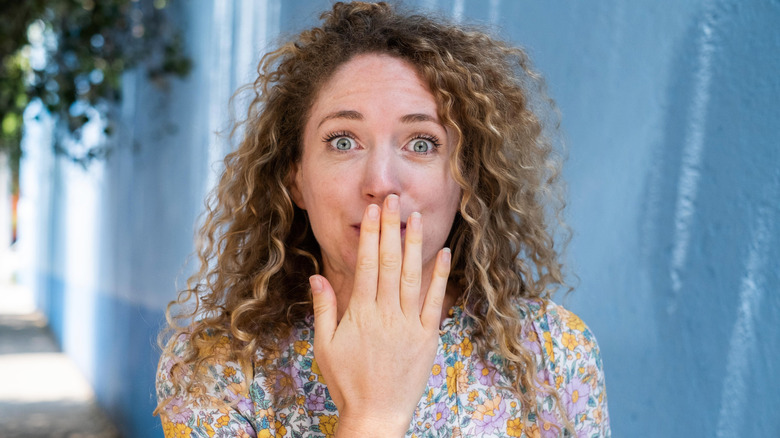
[377,194,403,309]
[400,212,423,317]
[310,275,337,343]
[420,248,451,330]
[351,203,381,307]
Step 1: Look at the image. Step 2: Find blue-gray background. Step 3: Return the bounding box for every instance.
[17,0,780,436]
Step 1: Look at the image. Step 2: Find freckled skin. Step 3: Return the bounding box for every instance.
[291,53,461,318]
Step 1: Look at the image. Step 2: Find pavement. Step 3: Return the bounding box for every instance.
[0,246,120,438]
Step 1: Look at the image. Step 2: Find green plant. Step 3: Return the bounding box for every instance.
[0,0,191,185]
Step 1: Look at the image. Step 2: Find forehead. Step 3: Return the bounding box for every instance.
[308,53,438,117]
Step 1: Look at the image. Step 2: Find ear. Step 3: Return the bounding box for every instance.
[289,163,306,210]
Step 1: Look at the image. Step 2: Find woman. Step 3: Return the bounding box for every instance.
[156,2,610,437]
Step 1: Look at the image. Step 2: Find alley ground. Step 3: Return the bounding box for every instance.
[0,246,120,438]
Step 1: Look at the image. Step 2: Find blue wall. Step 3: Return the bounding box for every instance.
[19,1,779,436]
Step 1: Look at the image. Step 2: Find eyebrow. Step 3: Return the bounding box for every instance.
[317,110,363,128]
[399,113,439,124]
[317,110,440,128]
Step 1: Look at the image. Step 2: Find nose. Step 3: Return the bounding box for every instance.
[361,147,401,201]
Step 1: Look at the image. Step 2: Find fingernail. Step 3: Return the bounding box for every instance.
[441,248,451,265]
[367,204,380,220]
[409,212,421,231]
[386,194,399,212]
[309,275,322,294]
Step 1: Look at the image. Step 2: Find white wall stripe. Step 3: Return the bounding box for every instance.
[489,0,500,24]
[668,0,718,307]
[715,181,776,437]
[206,0,235,197]
[453,0,465,21]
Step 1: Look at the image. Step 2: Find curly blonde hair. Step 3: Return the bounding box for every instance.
[159,0,570,430]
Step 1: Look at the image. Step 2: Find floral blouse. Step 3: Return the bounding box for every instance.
[156,299,610,438]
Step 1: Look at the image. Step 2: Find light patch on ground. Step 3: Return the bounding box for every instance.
[0,353,94,403]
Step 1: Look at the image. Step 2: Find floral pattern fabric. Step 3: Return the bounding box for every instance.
[156,299,610,437]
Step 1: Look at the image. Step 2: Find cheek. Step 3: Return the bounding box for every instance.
[298,163,338,212]
[303,191,337,228]
[424,182,461,245]
[300,177,350,239]
[439,175,462,218]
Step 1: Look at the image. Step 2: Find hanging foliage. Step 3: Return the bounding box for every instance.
[0,0,191,182]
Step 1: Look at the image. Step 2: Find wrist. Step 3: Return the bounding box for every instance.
[336,412,410,438]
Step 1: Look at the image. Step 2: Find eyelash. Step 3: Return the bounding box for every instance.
[409,133,442,150]
[321,131,354,144]
[321,131,442,153]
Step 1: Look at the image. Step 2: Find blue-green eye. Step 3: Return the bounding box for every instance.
[412,140,431,153]
[332,137,354,150]
[407,134,441,154]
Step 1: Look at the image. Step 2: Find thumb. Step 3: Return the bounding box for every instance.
[310,275,337,342]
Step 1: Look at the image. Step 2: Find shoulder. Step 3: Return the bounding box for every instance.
[519,298,602,365]
[155,331,261,436]
[156,330,254,418]
[521,298,611,436]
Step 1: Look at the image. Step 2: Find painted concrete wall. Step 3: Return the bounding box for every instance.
[17,0,779,436]
[0,153,10,250]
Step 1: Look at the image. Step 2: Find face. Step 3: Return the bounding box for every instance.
[292,53,462,284]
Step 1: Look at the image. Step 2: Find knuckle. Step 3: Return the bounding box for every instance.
[436,263,451,278]
[428,292,444,308]
[380,252,402,269]
[362,222,380,233]
[383,216,401,226]
[343,308,357,323]
[380,311,400,326]
[357,255,378,271]
[406,234,423,245]
[312,301,330,316]
[402,270,421,287]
